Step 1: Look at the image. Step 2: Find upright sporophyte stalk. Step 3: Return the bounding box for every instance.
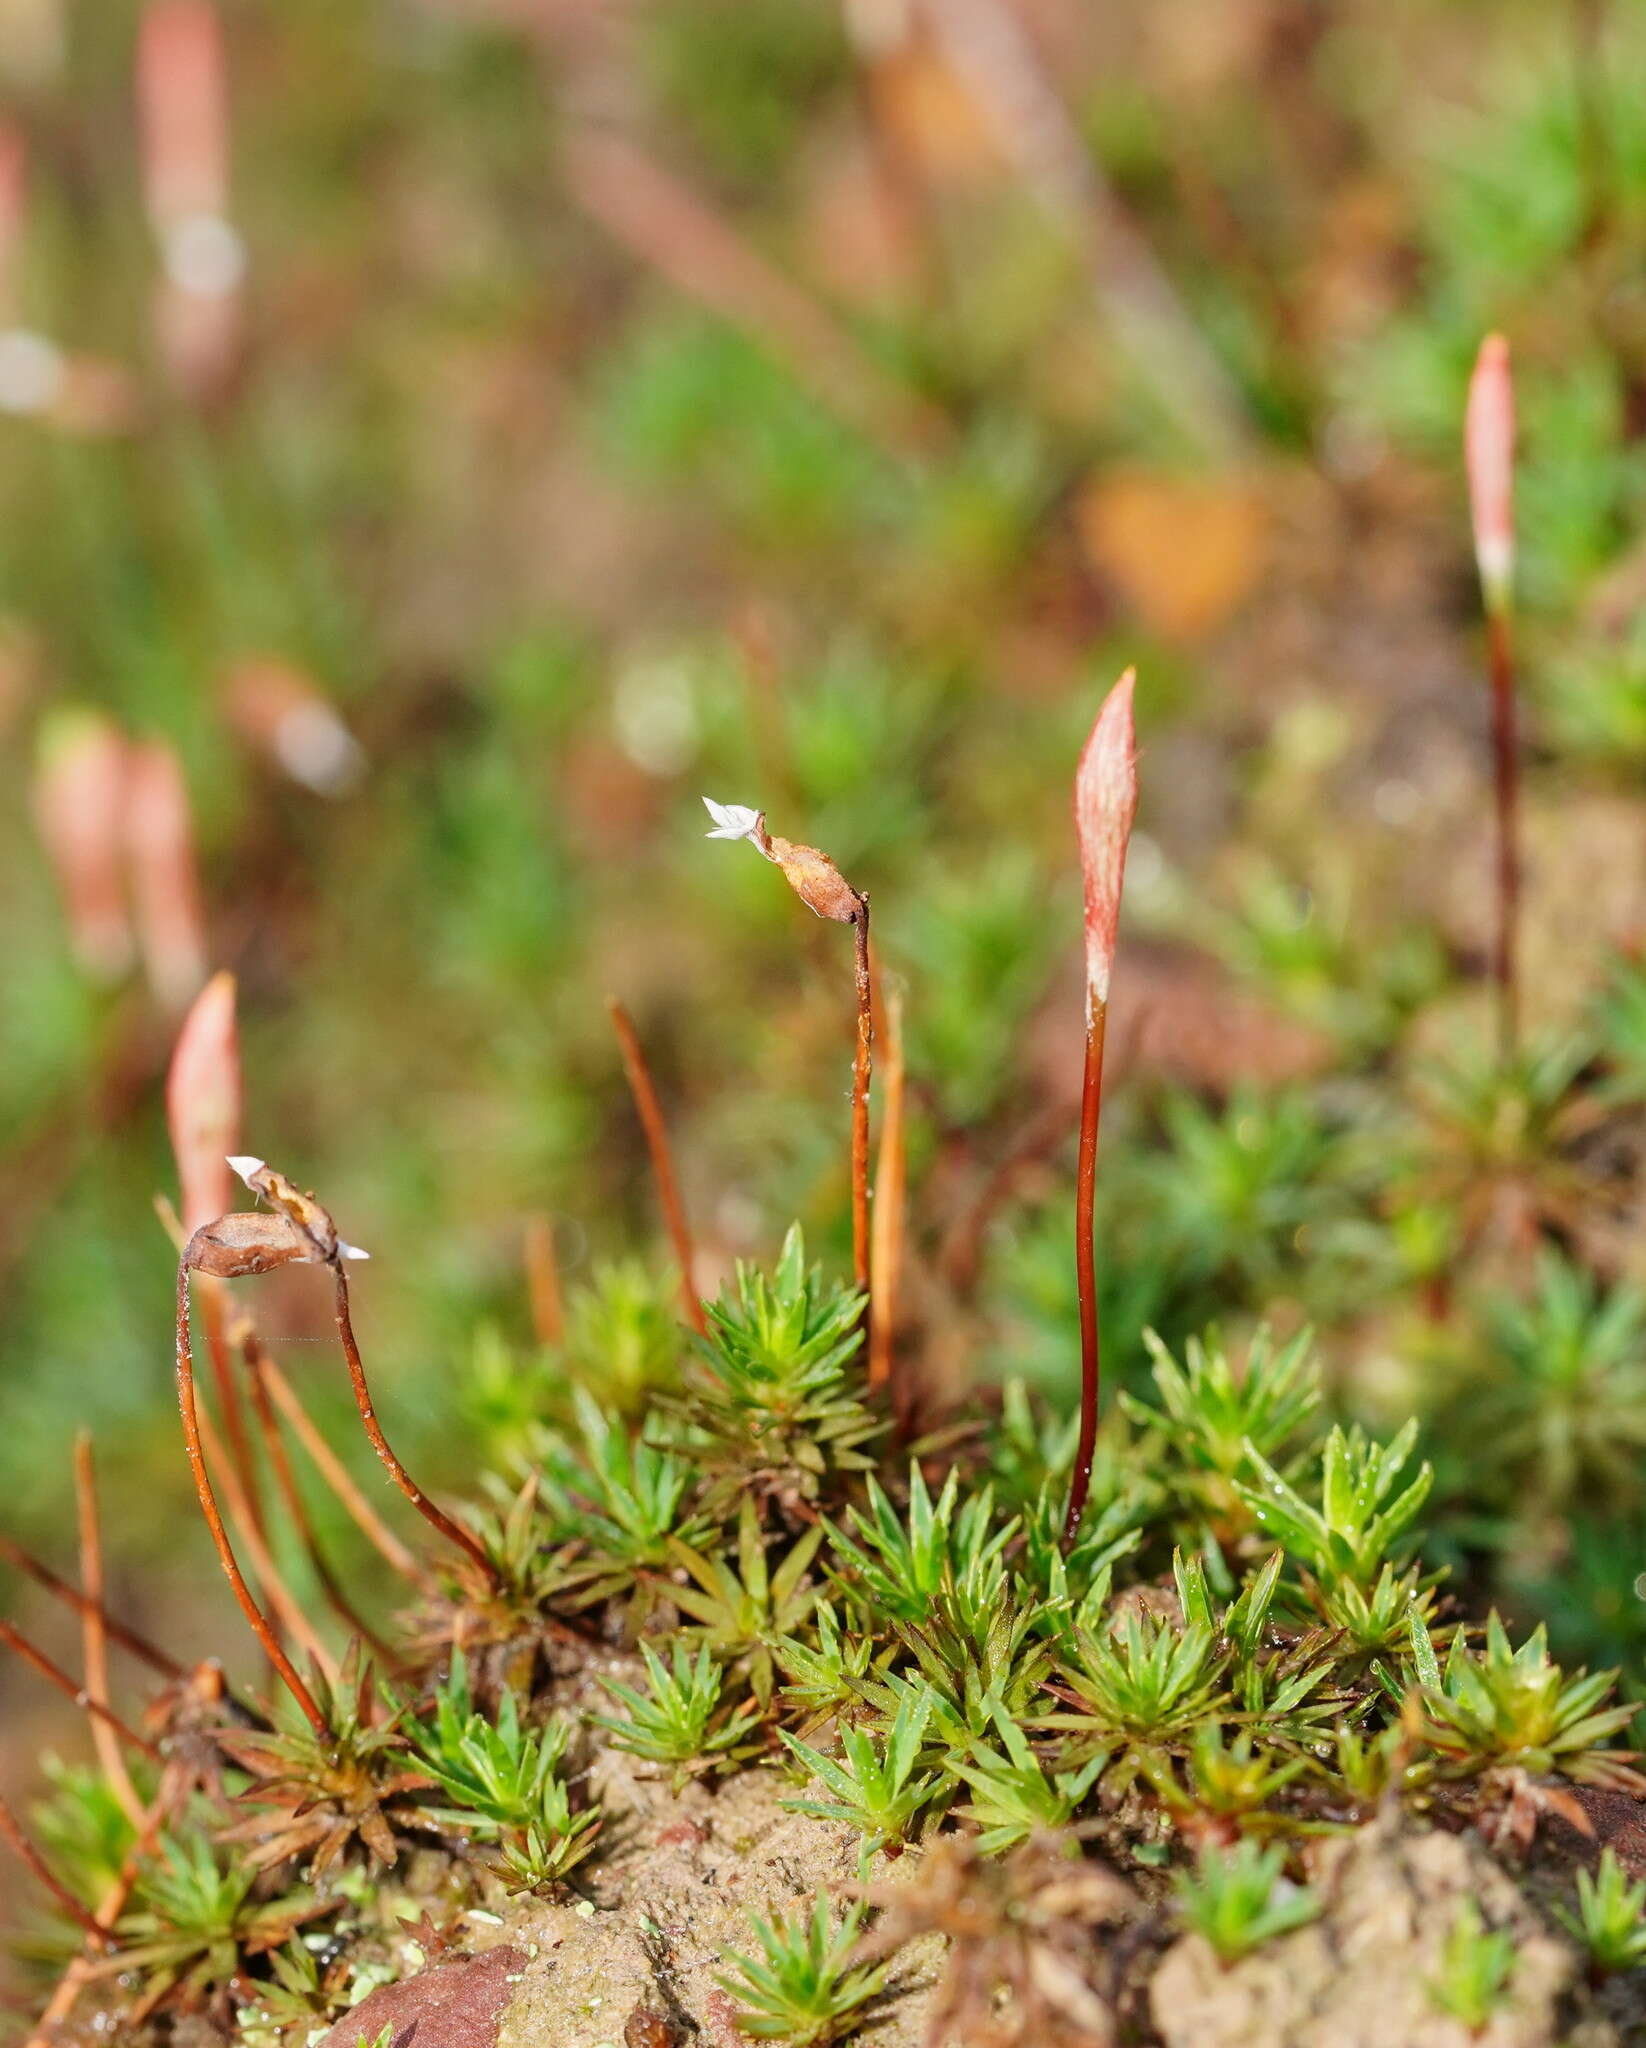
[239,1321,396,1662]
[0,1615,160,1761]
[609,997,709,1338]
[167,971,264,1549]
[0,1534,183,1684]
[704,799,875,1299]
[523,1211,566,1346]
[29,708,132,982]
[75,1434,146,1832]
[1466,332,1520,1064]
[176,1201,332,1738]
[867,990,906,1395]
[175,1153,497,1737]
[222,1157,499,1590]
[137,0,246,401]
[1064,669,1139,1545]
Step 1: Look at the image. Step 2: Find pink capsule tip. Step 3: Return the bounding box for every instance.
[125,739,209,1014]
[1074,667,1139,1013]
[166,969,241,1232]
[1465,332,1515,610]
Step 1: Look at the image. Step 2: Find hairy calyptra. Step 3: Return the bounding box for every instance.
[1065,668,1138,1543]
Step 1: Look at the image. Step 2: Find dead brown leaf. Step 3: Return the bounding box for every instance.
[1075,468,1269,644]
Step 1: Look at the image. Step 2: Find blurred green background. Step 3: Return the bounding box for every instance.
[4,0,1646,1716]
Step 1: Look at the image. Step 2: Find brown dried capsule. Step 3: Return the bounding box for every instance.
[702,797,864,923]
[226,1154,370,1264]
[766,832,861,923]
[704,796,873,1292]
[184,1208,317,1280]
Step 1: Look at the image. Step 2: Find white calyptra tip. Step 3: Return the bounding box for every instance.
[702,797,766,844]
[1465,333,1515,610]
[275,700,364,797]
[1074,668,1139,1014]
[227,1154,265,1187]
[162,212,245,298]
[338,1240,371,1261]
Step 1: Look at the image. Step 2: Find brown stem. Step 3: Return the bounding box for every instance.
[242,1339,395,1663]
[331,1264,498,1584]
[0,1795,112,1947]
[199,1280,266,1549]
[1064,1001,1109,1544]
[523,1212,565,1347]
[0,1619,160,1760]
[193,1392,337,1683]
[867,990,904,1394]
[255,1351,425,1586]
[1486,605,1520,1064]
[609,998,708,1337]
[0,1540,182,1683]
[175,1259,329,1738]
[851,899,874,1302]
[73,1436,146,1831]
